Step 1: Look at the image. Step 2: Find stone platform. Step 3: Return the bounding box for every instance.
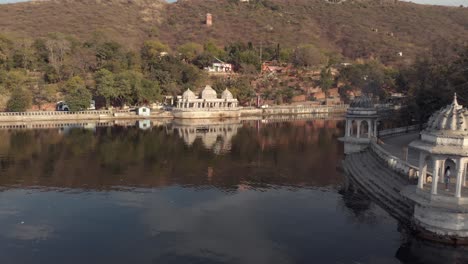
[343,150,413,224]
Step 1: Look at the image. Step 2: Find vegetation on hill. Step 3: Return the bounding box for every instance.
[0,0,466,63]
[160,0,468,64]
[0,0,466,116]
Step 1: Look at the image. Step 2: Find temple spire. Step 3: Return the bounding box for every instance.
[453,93,459,106]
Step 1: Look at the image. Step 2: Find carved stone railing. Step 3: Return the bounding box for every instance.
[0,109,145,122]
[378,124,420,138]
[370,139,421,181]
[262,104,348,115]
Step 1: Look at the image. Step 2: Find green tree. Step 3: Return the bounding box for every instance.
[32,83,58,109]
[319,67,334,95]
[139,79,161,104]
[194,52,214,69]
[203,40,226,59]
[0,34,14,69]
[141,40,170,65]
[3,70,29,92]
[94,68,115,107]
[239,50,260,69]
[64,76,92,111]
[178,42,203,62]
[279,48,293,63]
[114,71,135,106]
[213,77,254,105]
[96,41,125,71]
[7,88,32,112]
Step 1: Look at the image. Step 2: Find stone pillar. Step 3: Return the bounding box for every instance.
[346,120,351,137]
[357,120,361,138]
[374,120,377,138]
[432,158,440,195]
[464,163,468,187]
[456,159,464,198]
[418,152,427,189]
[367,120,372,138]
[440,160,446,183]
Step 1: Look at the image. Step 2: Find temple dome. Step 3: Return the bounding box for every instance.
[201,85,217,99]
[221,88,234,100]
[426,94,468,133]
[350,96,374,109]
[182,88,196,100]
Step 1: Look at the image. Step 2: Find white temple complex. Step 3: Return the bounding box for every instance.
[339,95,378,153]
[402,94,468,242]
[172,85,240,119]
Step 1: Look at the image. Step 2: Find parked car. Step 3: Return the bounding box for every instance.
[56,100,96,111]
[56,101,70,111]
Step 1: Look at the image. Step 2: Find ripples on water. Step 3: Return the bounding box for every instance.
[0,118,466,264]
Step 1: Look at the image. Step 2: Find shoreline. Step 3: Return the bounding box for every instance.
[0,105,348,122]
[0,113,346,131]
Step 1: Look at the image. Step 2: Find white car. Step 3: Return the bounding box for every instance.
[56,101,70,111]
[56,100,95,111]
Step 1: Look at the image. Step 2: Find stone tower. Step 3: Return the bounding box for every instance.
[206,13,212,26]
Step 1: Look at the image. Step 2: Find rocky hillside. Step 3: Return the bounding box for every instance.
[0,0,467,62]
[0,0,165,49]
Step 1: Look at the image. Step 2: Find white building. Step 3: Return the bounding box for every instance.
[403,94,468,243]
[137,106,151,116]
[205,62,233,73]
[176,85,239,109]
[173,85,240,119]
[339,96,378,153]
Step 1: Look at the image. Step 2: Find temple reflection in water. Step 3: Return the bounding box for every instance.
[168,119,243,155]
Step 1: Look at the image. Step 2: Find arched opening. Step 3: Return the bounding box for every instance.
[421,155,433,185]
[360,120,369,138]
[441,158,457,195]
[351,120,357,137]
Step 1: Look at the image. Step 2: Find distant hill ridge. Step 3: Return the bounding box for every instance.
[0,0,466,62]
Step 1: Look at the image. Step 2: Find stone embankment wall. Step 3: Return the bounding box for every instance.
[241,105,348,117]
[0,105,348,122]
[0,110,172,122]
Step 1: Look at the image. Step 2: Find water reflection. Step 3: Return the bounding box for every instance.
[0,118,344,190]
[0,118,464,263]
[169,119,243,155]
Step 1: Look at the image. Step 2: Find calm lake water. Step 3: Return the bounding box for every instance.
[0,118,465,264]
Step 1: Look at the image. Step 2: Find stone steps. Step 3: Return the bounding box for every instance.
[343,151,413,223]
[346,156,411,215]
[361,152,409,189]
[344,160,411,223]
[350,152,413,213]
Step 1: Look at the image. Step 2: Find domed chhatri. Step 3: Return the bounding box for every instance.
[349,95,374,109]
[174,85,239,119]
[413,94,468,153]
[201,85,218,100]
[341,95,378,147]
[403,94,468,241]
[182,88,196,100]
[426,93,467,133]
[221,88,233,100]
